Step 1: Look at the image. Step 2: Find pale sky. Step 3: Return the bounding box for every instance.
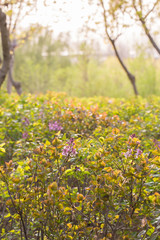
[10,0,160,54]
[18,0,135,46]
[20,0,91,38]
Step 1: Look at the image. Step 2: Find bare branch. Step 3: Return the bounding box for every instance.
[139,0,143,12]
[11,0,23,34]
[99,0,113,42]
[144,0,159,20]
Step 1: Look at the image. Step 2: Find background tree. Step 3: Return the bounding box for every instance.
[0,8,10,88]
[14,29,71,93]
[131,0,160,55]
[0,0,38,94]
[77,41,93,83]
[88,0,138,95]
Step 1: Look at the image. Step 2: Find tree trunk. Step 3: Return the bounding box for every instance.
[111,39,138,96]
[7,73,12,94]
[0,8,10,87]
[99,0,138,96]
[7,46,22,95]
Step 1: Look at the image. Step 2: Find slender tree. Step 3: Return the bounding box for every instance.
[77,41,93,83]
[0,0,38,94]
[0,8,10,88]
[131,0,160,55]
[89,0,138,95]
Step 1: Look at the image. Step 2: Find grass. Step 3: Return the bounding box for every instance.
[10,46,160,98]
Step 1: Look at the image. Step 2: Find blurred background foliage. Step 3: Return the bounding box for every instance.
[2,28,160,98]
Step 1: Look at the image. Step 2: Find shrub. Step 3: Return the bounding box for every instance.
[0,92,160,239]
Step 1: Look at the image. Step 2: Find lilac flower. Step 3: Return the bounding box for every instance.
[67,138,75,145]
[22,132,29,139]
[48,121,63,131]
[62,146,77,157]
[129,134,140,145]
[135,148,143,158]
[62,138,77,157]
[22,117,30,126]
[124,148,133,158]
[154,140,160,149]
[62,145,70,157]
[130,134,136,139]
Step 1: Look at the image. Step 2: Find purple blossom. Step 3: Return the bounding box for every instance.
[22,117,30,126]
[22,132,29,139]
[154,140,160,149]
[62,146,77,157]
[130,134,136,139]
[62,145,70,157]
[67,138,75,145]
[135,148,143,158]
[129,134,140,145]
[48,121,63,131]
[62,138,77,157]
[124,148,133,158]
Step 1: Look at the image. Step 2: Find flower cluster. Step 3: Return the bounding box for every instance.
[62,138,77,157]
[49,121,63,131]
[124,147,143,158]
[128,134,140,145]
[22,117,30,126]
[135,148,143,158]
[154,139,160,149]
[130,134,136,139]
[124,148,133,158]
[123,134,143,159]
[22,132,29,139]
